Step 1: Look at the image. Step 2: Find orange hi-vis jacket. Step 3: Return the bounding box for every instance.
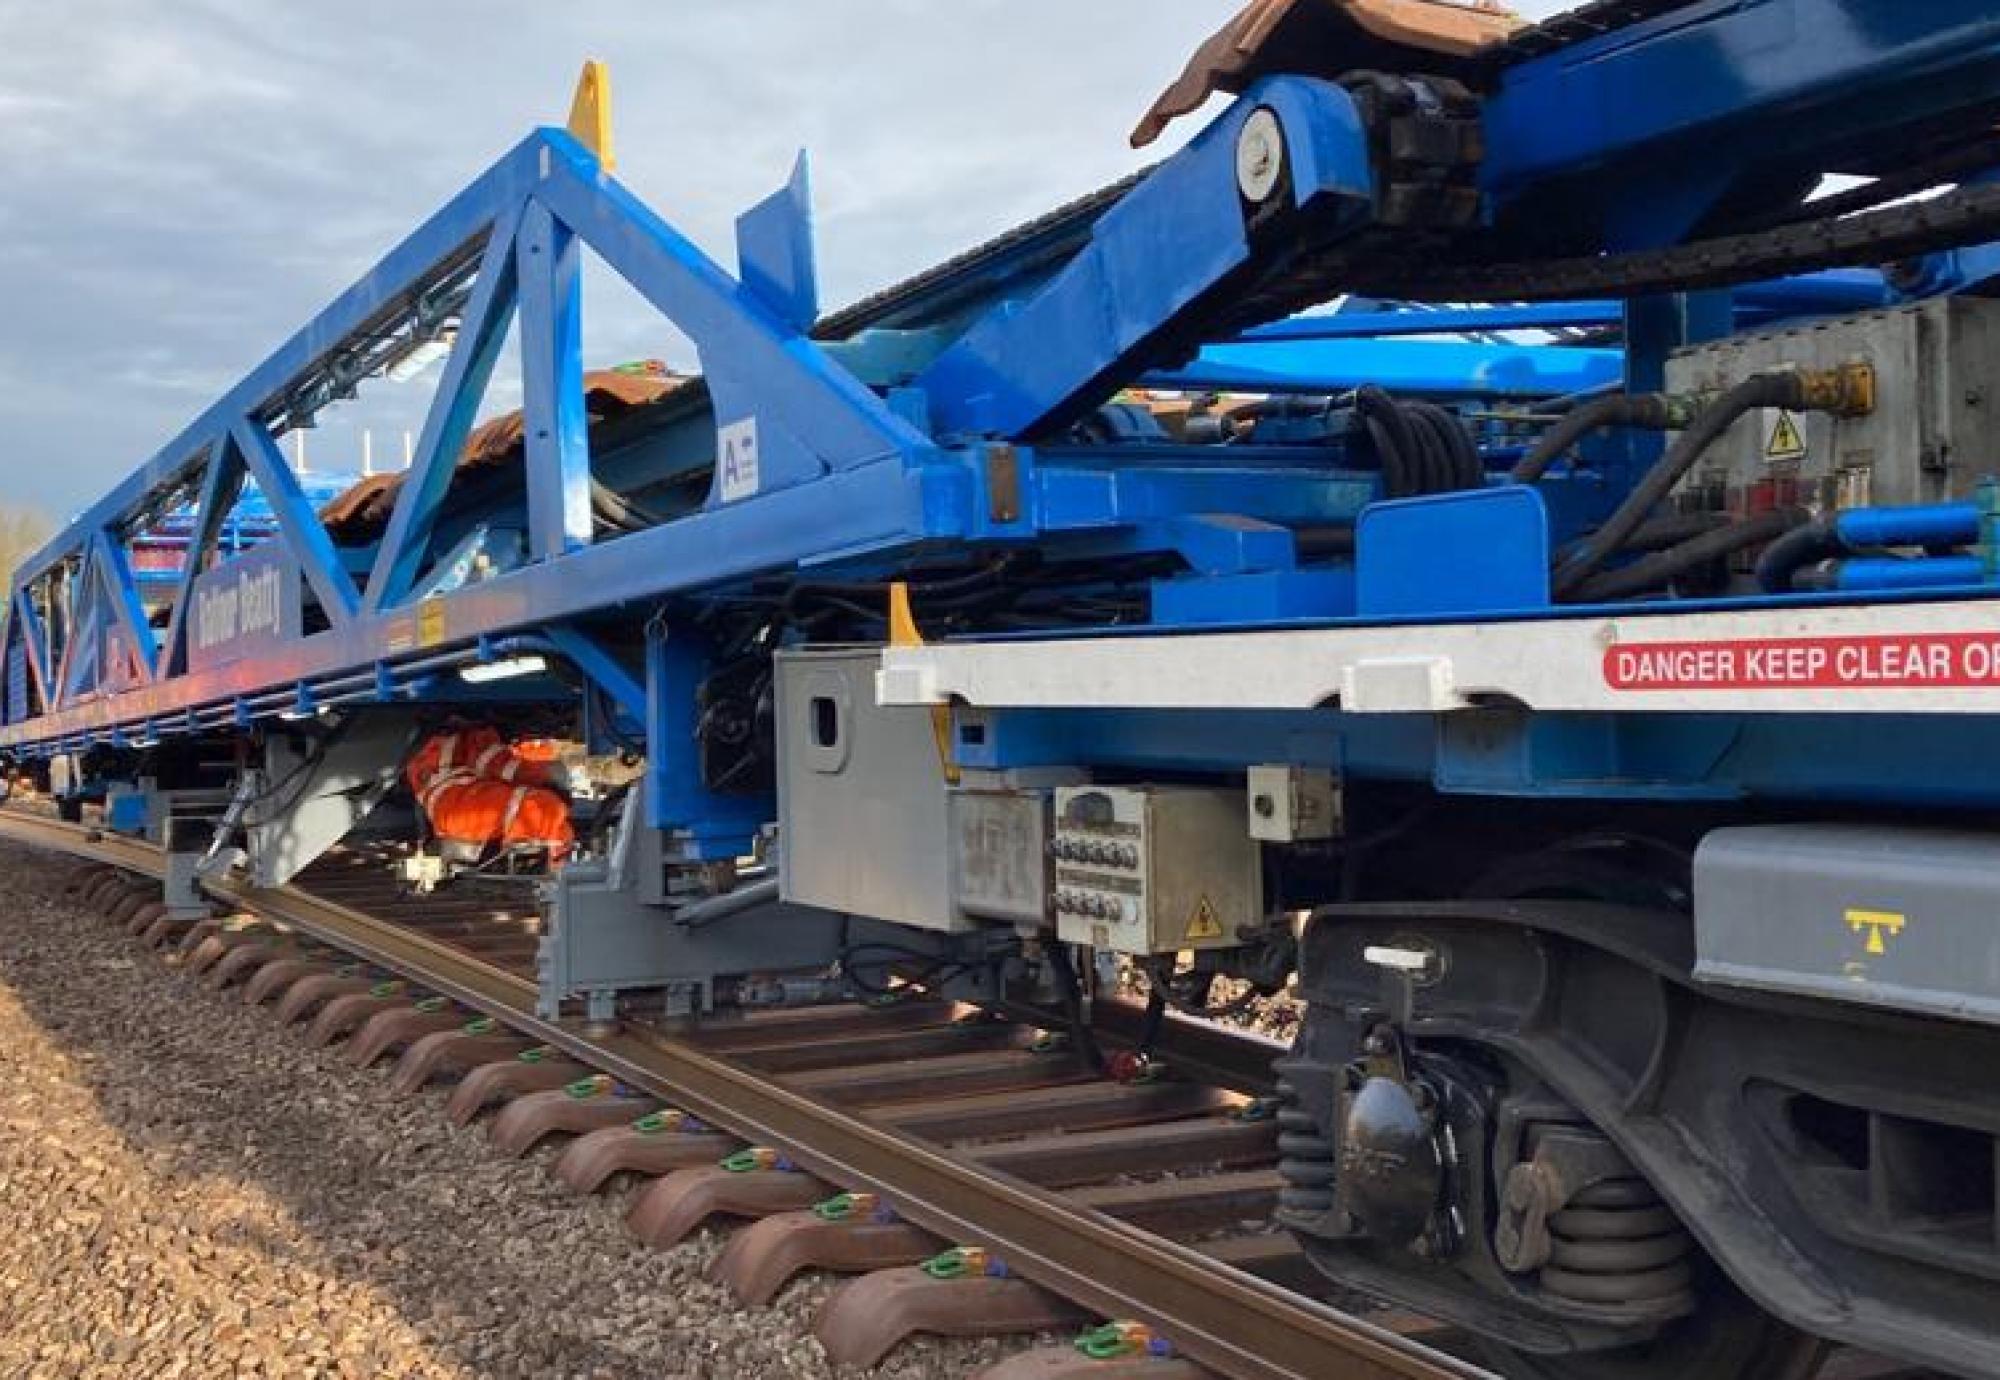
[404,728,574,857]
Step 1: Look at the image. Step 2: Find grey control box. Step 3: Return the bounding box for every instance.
[1052,785,1262,954]
[1665,298,2000,510]
[778,649,1059,934]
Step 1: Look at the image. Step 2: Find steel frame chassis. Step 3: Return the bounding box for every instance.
[14,0,2000,809]
[0,80,1395,760]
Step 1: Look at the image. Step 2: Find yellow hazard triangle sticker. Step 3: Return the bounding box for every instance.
[1765,410,1807,461]
[1185,896,1224,941]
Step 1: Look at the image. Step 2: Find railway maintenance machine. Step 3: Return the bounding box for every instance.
[12,1,2000,1374]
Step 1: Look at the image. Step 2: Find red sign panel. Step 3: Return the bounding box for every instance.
[1605,632,2000,692]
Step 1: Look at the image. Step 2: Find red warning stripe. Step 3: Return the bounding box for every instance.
[1604,632,2000,691]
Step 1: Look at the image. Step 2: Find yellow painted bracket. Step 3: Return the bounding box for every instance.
[567,60,616,172]
[891,583,961,784]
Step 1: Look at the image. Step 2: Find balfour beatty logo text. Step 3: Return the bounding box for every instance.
[194,563,286,652]
[1606,633,2000,691]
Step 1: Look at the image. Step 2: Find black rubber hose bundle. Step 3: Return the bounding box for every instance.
[1354,386,1483,497]
[1510,393,1676,484]
[1568,507,1808,602]
[1551,373,1809,600]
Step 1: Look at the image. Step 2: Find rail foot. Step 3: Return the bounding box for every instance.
[972,1344,1217,1380]
[815,1262,1088,1369]
[387,1028,535,1097]
[485,1078,658,1155]
[552,1119,740,1194]
[443,1052,590,1125]
[625,1161,830,1248]
[713,1207,940,1305]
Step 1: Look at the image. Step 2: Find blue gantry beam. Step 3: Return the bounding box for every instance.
[0,80,1401,755]
[15,1,2000,778]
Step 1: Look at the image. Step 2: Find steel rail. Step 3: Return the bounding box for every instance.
[0,811,1490,1380]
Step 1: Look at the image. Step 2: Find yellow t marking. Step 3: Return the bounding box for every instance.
[1846,909,1906,956]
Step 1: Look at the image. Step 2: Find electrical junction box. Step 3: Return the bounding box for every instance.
[1665,297,2000,511]
[778,649,1066,935]
[949,787,1054,928]
[1053,785,1263,954]
[1247,764,1341,843]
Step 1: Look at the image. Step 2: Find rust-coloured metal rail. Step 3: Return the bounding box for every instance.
[0,811,1491,1380]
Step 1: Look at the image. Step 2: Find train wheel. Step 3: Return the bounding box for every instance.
[1470,834,1828,1380]
[1476,1280,1828,1380]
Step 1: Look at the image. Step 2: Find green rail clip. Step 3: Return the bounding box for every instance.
[722,1146,790,1173]
[920,1245,1004,1280]
[810,1191,885,1223]
[1076,1321,1171,1360]
[633,1109,698,1135]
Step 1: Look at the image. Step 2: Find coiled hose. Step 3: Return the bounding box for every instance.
[1354,386,1484,498]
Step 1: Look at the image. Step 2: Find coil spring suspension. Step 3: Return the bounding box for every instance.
[1539,1174,1696,1313]
[1274,1076,1337,1220]
[1498,1124,1698,1322]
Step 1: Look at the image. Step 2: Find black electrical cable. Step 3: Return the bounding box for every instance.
[1139,957,1261,1020]
[1134,985,1168,1060]
[1566,507,1807,602]
[1044,943,1105,1073]
[590,480,667,534]
[1511,394,1675,484]
[1552,373,1809,600]
[839,941,976,999]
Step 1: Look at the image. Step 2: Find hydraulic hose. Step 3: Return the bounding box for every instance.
[1511,393,1678,484]
[1552,373,1817,600]
[1553,512,1727,567]
[1795,554,1987,593]
[1757,501,1983,593]
[1412,400,1484,489]
[1620,512,1731,553]
[1567,507,1807,602]
[1753,516,1840,594]
[1355,386,1426,498]
[1355,387,1483,497]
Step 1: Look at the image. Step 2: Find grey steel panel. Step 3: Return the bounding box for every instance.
[1694,822,2000,1026]
[776,648,973,933]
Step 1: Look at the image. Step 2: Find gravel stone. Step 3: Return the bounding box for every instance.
[0,842,1043,1378]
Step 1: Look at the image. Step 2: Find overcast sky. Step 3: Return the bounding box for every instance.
[0,1,1568,523]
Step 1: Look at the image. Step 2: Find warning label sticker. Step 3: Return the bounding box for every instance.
[1185,896,1224,942]
[1606,633,2000,692]
[1763,408,1808,463]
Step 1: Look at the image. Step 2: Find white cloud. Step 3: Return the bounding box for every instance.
[0,0,1577,519]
